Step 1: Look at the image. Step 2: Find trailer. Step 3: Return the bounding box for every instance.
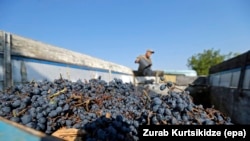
[0,116,63,141]
[185,50,250,124]
[0,30,221,141]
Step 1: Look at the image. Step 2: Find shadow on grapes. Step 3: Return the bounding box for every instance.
[82,114,136,141]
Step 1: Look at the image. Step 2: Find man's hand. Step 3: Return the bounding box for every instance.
[135,58,140,63]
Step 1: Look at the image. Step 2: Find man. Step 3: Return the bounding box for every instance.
[135,49,155,76]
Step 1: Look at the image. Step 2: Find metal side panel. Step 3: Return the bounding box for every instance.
[135,76,154,83]
[110,73,134,83]
[10,31,133,76]
[0,31,3,53]
[12,56,134,85]
[0,55,3,90]
[232,90,250,124]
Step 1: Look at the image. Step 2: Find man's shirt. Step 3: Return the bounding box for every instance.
[136,55,152,72]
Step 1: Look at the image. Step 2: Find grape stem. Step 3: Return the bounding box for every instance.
[75,99,91,111]
[147,111,153,125]
[142,90,151,102]
[13,108,28,117]
[49,87,67,99]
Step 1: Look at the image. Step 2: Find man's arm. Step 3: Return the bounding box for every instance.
[135,56,141,63]
[135,57,140,63]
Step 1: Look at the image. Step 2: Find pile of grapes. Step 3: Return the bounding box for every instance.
[0,77,233,141]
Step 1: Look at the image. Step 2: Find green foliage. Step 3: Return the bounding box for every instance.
[187,48,239,75]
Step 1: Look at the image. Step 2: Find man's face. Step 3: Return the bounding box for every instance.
[146,51,153,58]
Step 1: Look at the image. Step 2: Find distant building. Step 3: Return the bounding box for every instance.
[164,69,198,77]
[161,69,198,85]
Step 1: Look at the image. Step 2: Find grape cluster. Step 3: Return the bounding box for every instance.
[84,114,136,141]
[0,77,233,141]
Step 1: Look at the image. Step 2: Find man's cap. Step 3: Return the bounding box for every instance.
[146,49,155,53]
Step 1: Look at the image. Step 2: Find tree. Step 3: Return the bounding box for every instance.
[187,48,239,75]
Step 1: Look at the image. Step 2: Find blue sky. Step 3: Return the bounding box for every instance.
[1,0,249,71]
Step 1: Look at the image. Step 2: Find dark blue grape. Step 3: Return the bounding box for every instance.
[133,120,139,128]
[186,104,193,111]
[10,117,20,123]
[160,84,167,91]
[19,103,27,109]
[86,138,97,141]
[117,133,125,140]
[157,108,165,115]
[170,100,176,109]
[41,91,47,95]
[216,114,224,122]
[96,129,106,140]
[156,114,164,121]
[32,101,39,108]
[176,103,185,112]
[73,123,82,129]
[58,100,64,106]
[66,120,72,126]
[48,110,57,118]
[42,85,49,91]
[45,130,52,135]
[22,97,31,104]
[203,119,215,125]
[42,111,48,116]
[108,125,117,134]
[21,115,32,124]
[60,119,66,125]
[56,107,62,113]
[112,120,122,129]
[153,97,162,105]
[12,100,21,108]
[49,103,57,110]
[32,88,41,95]
[63,104,69,111]
[164,108,172,116]
[182,115,189,122]
[152,105,160,112]
[26,122,36,129]
[133,136,139,141]
[30,111,37,118]
[116,115,123,122]
[2,107,11,113]
[37,123,46,131]
[171,117,178,125]
[164,115,172,121]
[151,116,159,125]
[38,117,46,124]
